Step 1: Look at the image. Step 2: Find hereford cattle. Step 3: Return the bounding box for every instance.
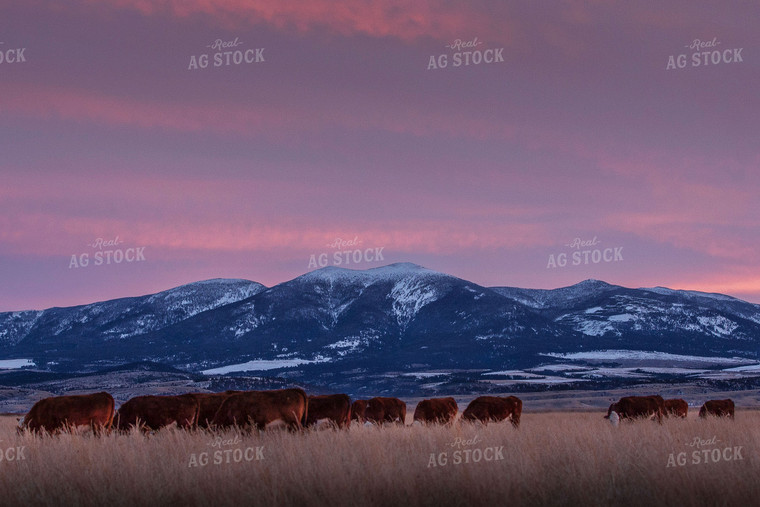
[212,388,308,431]
[116,394,199,432]
[413,397,458,425]
[364,397,406,425]
[664,398,688,418]
[699,399,735,419]
[21,392,114,434]
[462,396,522,428]
[605,395,665,423]
[186,391,240,429]
[306,394,352,429]
[351,400,368,423]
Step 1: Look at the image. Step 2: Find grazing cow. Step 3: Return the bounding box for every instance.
[306,394,352,429]
[413,397,458,425]
[364,397,406,425]
[186,391,240,429]
[605,395,665,423]
[116,394,199,431]
[351,400,368,423]
[699,399,735,419]
[20,392,115,434]
[462,396,522,428]
[212,388,309,431]
[664,398,688,418]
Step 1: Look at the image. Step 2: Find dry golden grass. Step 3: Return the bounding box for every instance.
[0,411,757,506]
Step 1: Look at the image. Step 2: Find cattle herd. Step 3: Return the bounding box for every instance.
[604,395,735,423]
[16,389,736,435]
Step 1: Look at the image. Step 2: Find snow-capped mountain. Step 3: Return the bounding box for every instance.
[493,281,760,356]
[0,279,265,351]
[1,264,758,381]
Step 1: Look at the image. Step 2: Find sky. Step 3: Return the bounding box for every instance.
[1,0,759,310]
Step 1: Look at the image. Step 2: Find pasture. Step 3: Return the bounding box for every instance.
[0,410,757,506]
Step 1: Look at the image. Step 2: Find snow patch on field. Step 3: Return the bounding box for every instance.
[400,372,450,379]
[201,357,329,375]
[0,359,35,369]
[542,350,755,365]
[483,370,546,378]
[724,363,760,372]
[528,364,592,372]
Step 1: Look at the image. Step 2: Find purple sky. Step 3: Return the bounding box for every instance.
[1,0,759,311]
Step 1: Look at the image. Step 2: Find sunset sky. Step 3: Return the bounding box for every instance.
[1,0,759,311]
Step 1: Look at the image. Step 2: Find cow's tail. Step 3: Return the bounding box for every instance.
[511,399,522,429]
[105,394,116,434]
[300,389,308,430]
[345,399,352,430]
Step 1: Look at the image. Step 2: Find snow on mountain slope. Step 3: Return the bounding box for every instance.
[1,265,759,376]
[0,279,266,345]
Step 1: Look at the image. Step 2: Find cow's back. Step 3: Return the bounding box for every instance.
[23,392,114,434]
[117,394,198,431]
[213,388,308,431]
[188,391,240,428]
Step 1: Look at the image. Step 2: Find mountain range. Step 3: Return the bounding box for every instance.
[1,263,759,396]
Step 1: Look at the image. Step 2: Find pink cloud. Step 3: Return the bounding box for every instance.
[2,82,519,142]
[77,0,504,43]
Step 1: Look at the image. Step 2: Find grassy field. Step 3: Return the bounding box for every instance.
[0,411,756,506]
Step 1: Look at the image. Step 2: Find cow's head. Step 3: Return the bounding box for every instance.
[16,416,26,435]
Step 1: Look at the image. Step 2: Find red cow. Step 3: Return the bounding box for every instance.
[664,398,688,418]
[351,400,368,423]
[212,388,309,431]
[605,395,665,423]
[462,396,522,427]
[21,392,115,434]
[116,394,199,431]
[413,397,458,425]
[699,399,735,419]
[364,397,406,425]
[306,394,352,429]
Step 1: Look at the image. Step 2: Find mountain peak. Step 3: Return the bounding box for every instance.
[573,279,615,289]
[300,262,438,283]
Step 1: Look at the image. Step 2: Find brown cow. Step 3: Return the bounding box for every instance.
[364,397,406,425]
[21,391,114,434]
[186,391,240,429]
[699,399,735,419]
[462,396,522,427]
[351,400,368,423]
[306,394,352,429]
[116,394,199,431]
[413,397,458,425]
[664,398,688,418]
[212,388,308,431]
[605,395,665,423]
